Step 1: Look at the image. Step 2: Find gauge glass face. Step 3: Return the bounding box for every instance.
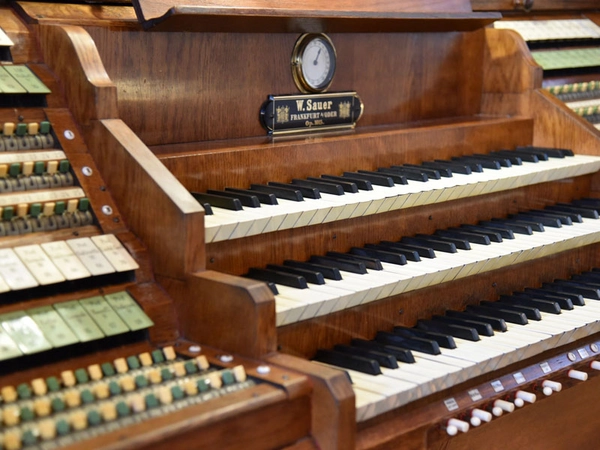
[301,38,334,91]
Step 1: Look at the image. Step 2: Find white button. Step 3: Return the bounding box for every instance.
[447,418,469,433]
[568,369,588,381]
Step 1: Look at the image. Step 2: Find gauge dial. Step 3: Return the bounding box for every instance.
[292,34,337,93]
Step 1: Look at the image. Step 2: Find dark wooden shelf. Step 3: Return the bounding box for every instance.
[133,1,500,32]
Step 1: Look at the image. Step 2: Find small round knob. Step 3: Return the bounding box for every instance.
[472,408,492,423]
[515,390,536,404]
[491,406,503,417]
[469,416,481,427]
[446,425,458,436]
[494,399,515,413]
[568,369,588,381]
[542,380,562,394]
[447,418,469,433]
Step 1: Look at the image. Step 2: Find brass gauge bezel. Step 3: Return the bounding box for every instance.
[291,33,337,94]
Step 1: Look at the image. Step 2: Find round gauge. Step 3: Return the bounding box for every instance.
[291,34,337,93]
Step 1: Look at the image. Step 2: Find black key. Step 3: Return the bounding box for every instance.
[393,326,456,349]
[314,349,381,375]
[365,243,421,262]
[438,159,482,173]
[268,182,320,199]
[350,247,407,265]
[327,251,383,270]
[489,150,523,165]
[512,147,549,160]
[493,149,539,163]
[468,223,514,239]
[420,233,470,250]
[334,345,398,369]
[292,178,344,196]
[572,198,600,210]
[343,171,394,187]
[417,320,480,341]
[529,286,585,306]
[482,220,532,235]
[466,305,528,325]
[453,156,500,170]
[225,187,278,205]
[436,229,491,245]
[446,310,508,332]
[517,290,573,310]
[378,167,428,182]
[379,241,434,258]
[516,145,573,158]
[480,300,541,321]
[508,218,545,232]
[266,264,325,285]
[391,164,440,180]
[499,295,561,314]
[350,339,415,363]
[524,210,574,225]
[201,203,213,215]
[309,176,358,193]
[404,161,452,178]
[321,174,372,191]
[375,331,441,355]
[310,255,367,274]
[431,315,494,337]
[575,271,600,282]
[511,214,561,228]
[284,260,342,280]
[359,170,408,185]
[402,236,456,253]
[546,204,597,219]
[457,225,503,242]
[247,267,307,289]
[265,282,278,295]
[207,189,260,208]
[546,280,600,299]
[251,184,303,201]
[536,208,581,223]
[421,160,466,175]
[191,192,243,211]
[472,153,513,167]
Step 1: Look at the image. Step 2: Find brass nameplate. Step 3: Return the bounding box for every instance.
[260,92,363,136]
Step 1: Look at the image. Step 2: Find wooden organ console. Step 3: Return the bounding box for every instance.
[4,0,600,448]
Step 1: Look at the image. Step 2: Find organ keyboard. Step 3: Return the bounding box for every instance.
[10,0,600,448]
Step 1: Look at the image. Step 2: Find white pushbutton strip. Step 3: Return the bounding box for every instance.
[0,235,139,292]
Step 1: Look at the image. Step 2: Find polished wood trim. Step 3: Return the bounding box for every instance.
[267,353,357,450]
[158,271,277,358]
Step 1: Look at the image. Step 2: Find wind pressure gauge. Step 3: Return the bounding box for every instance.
[291,34,337,93]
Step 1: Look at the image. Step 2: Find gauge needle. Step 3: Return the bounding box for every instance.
[313,48,322,65]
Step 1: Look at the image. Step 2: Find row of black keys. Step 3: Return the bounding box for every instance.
[245,198,600,291]
[193,146,573,214]
[313,269,600,376]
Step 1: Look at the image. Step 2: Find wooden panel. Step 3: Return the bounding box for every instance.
[472,0,600,11]
[85,28,486,146]
[157,271,277,358]
[158,117,532,195]
[267,353,357,450]
[88,119,205,278]
[14,2,139,27]
[0,6,39,63]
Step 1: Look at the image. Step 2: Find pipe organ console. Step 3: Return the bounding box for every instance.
[4,0,600,448]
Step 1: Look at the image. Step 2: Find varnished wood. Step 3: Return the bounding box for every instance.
[131,0,498,33]
[267,353,357,450]
[157,271,277,358]
[84,28,488,146]
[472,0,600,11]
